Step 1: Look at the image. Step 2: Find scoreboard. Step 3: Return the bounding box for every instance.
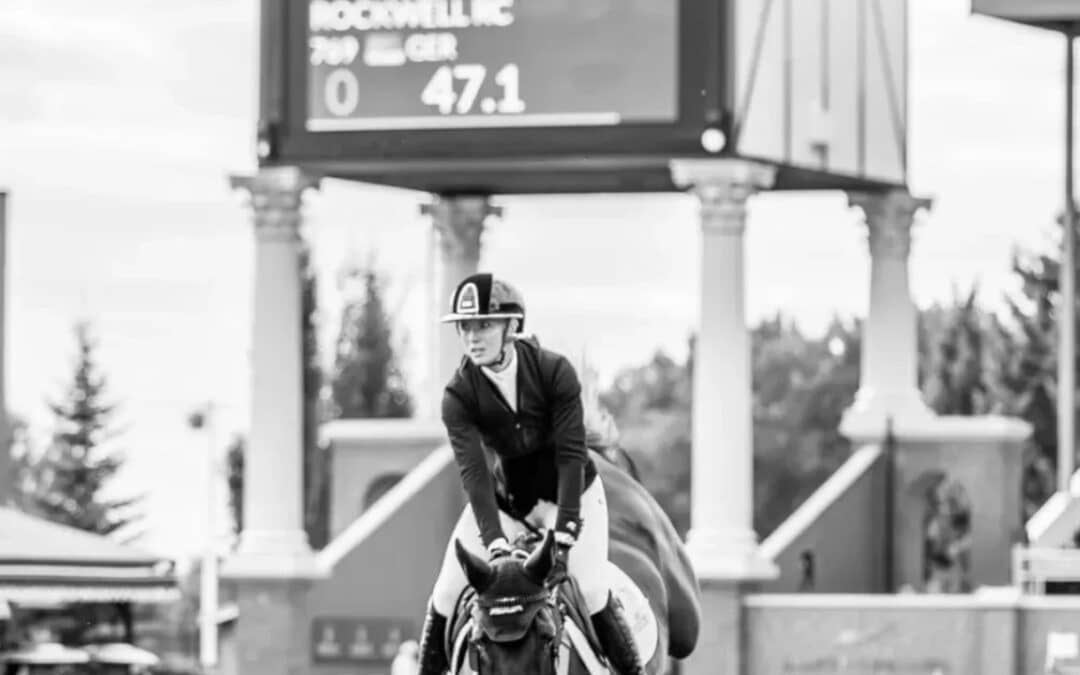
[264,0,719,193]
[260,0,908,194]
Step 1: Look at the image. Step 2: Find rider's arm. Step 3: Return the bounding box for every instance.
[549,357,587,542]
[442,389,506,549]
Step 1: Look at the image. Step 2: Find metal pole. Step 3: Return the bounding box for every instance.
[426,215,436,419]
[199,402,219,670]
[1060,30,1077,494]
[883,418,896,592]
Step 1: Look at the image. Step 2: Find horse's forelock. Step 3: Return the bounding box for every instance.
[485,558,546,602]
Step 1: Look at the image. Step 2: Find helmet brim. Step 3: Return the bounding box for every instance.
[440,312,524,324]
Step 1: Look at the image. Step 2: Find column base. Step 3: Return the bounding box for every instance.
[221,529,325,580]
[231,577,312,675]
[839,386,936,443]
[684,527,778,581]
[680,579,744,675]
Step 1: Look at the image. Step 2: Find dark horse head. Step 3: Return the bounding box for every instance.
[454,531,562,675]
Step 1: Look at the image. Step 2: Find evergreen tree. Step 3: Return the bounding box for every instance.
[330,263,414,419]
[988,232,1070,516]
[300,245,331,549]
[27,322,141,536]
[918,285,994,416]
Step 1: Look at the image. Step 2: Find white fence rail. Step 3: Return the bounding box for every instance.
[1013,545,1080,594]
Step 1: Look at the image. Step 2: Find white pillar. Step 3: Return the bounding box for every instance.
[670,159,778,581]
[0,192,9,505]
[841,190,935,441]
[421,196,500,411]
[223,167,321,579]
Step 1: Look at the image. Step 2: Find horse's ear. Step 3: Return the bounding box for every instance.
[522,530,555,585]
[455,539,494,591]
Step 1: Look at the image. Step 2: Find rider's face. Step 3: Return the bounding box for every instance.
[457,319,508,366]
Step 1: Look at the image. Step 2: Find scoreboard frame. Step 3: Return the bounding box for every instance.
[256,0,736,194]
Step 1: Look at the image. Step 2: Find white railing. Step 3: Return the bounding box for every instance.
[1013,545,1080,593]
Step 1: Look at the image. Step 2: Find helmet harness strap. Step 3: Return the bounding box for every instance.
[493,320,515,368]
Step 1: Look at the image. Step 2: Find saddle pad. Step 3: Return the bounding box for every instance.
[607,561,659,665]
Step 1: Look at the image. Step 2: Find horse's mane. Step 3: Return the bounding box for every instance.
[579,350,619,449]
[589,446,642,482]
[579,350,642,482]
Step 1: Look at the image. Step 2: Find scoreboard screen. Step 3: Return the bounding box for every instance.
[305,0,679,131]
[971,0,1080,22]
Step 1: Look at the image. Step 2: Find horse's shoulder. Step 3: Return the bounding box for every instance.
[596,460,677,557]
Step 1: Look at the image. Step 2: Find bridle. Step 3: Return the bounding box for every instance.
[452,528,575,674]
[465,581,568,674]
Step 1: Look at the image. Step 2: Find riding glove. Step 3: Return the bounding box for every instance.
[552,530,574,582]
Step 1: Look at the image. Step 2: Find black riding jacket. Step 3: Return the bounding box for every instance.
[441,336,598,548]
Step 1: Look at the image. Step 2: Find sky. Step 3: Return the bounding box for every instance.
[0,0,1074,559]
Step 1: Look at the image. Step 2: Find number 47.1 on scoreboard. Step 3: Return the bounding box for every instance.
[420,63,525,116]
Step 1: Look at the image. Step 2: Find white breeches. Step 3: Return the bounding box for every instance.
[431,477,610,616]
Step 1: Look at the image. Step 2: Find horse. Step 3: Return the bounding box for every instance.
[445,450,702,675]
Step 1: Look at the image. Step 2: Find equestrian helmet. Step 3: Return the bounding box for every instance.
[441,273,526,330]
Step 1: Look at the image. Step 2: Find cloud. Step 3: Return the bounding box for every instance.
[0,4,158,70]
[0,0,257,166]
[0,4,158,122]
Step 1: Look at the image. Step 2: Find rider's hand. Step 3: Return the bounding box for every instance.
[486,537,513,561]
[551,531,574,582]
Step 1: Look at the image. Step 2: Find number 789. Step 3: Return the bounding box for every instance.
[420,63,525,115]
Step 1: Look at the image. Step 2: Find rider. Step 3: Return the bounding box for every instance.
[416,273,645,675]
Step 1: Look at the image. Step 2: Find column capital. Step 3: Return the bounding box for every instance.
[422,195,501,259]
[669,159,776,234]
[230,167,322,243]
[849,189,933,259]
